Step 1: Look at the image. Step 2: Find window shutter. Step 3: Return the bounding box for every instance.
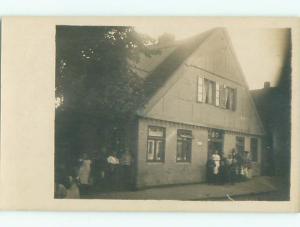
[219,85,226,108]
[203,79,207,103]
[197,76,204,102]
[224,86,229,109]
[216,82,220,106]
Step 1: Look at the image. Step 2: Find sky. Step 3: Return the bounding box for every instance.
[135,26,290,90]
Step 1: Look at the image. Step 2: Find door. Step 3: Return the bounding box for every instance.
[207,129,224,159]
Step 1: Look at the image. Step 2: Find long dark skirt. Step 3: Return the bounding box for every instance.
[79,184,91,196]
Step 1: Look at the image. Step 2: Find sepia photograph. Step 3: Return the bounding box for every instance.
[53,24,292,201]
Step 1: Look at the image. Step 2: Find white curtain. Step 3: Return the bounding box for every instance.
[203,79,207,103]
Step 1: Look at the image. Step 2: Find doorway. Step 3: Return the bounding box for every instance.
[207,129,224,159]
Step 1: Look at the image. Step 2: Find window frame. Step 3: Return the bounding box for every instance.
[197,76,204,103]
[250,137,258,162]
[236,136,245,153]
[225,86,236,111]
[215,82,220,107]
[146,126,166,162]
[197,76,237,111]
[176,129,192,163]
[204,78,216,105]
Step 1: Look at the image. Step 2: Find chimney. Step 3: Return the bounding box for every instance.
[264,81,270,89]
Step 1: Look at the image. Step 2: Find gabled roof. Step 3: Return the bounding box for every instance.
[131,28,248,105]
[131,28,266,135]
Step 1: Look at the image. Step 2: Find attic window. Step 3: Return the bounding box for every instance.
[197,76,237,111]
[204,79,216,105]
[224,86,236,111]
[197,76,204,102]
[216,82,220,106]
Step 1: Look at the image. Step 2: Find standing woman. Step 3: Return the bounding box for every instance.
[106,151,120,190]
[211,150,221,184]
[78,153,92,196]
[206,157,215,184]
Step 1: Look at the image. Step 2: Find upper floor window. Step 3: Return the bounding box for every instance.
[197,76,236,111]
[147,126,165,162]
[204,79,216,105]
[225,86,236,110]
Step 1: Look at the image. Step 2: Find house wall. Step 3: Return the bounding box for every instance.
[136,118,208,188]
[142,29,264,136]
[223,133,262,176]
[144,63,263,136]
[136,118,262,188]
[135,29,264,188]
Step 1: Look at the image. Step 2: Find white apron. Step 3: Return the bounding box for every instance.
[78,159,92,185]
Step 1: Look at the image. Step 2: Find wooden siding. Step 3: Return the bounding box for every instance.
[140,29,264,136]
[136,118,262,188]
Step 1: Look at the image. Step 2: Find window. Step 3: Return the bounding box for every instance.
[176,130,192,162]
[250,138,258,162]
[197,76,237,111]
[225,86,236,110]
[197,76,204,102]
[204,79,216,105]
[236,136,245,153]
[147,126,165,162]
[215,82,220,106]
[219,85,226,108]
[208,129,224,157]
[209,129,224,141]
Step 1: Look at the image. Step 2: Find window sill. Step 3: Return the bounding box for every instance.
[146,161,165,163]
[176,161,191,163]
[196,101,236,112]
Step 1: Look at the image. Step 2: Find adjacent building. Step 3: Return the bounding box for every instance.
[130,28,265,188]
[251,48,291,179]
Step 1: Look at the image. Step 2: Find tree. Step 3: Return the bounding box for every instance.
[55,26,156,168]
[158,33,175,45]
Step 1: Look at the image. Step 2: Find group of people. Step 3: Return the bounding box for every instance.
[55,147,254,198]
[55,148,134,199]
[207,149,252,185]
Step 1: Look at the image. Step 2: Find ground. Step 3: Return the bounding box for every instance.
[78,176,289,201]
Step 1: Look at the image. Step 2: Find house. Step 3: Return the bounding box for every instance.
[250,36,291,178]
[130,28,265,188]
[251,82,291,178]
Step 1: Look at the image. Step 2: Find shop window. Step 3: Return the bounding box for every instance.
[147,126,165,162]
[176,130,192,162]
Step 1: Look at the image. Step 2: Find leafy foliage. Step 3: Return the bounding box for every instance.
[56,26,155,116]
[55,26,156,162]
